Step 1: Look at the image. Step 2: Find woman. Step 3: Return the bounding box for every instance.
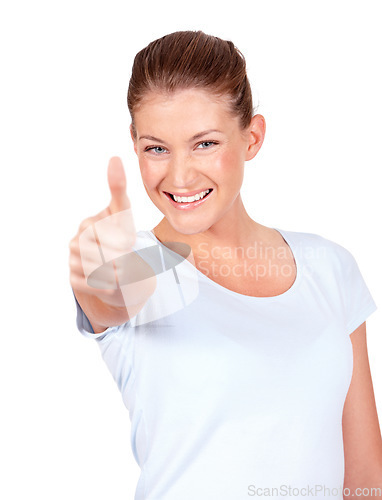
[69,31,382,499]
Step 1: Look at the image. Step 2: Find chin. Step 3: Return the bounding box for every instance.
[170,224,207,236]
[166,217,213,237]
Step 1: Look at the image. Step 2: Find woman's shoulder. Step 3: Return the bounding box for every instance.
[279,227,357,272]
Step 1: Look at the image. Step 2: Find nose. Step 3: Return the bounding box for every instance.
[167,151,199,189]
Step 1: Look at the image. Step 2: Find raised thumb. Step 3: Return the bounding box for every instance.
[107,156,131,213]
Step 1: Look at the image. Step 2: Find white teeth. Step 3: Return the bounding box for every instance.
[172,189,210,203]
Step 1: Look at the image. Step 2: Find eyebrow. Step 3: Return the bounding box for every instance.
[138,129,223,143]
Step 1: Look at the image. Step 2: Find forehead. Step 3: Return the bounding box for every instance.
[133,88,238,136]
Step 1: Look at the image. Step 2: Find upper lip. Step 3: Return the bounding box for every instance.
[164,188,213,197]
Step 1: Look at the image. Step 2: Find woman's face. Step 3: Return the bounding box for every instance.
[131,88,264,235]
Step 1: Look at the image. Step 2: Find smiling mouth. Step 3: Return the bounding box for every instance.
[164,189,213,203]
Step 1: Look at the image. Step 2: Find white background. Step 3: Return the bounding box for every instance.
[1,1,381,498]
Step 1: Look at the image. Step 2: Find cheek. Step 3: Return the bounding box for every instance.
[138,159,164,189]
[209,149,244,181]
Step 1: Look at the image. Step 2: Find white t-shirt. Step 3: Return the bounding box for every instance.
[75,227,377,500]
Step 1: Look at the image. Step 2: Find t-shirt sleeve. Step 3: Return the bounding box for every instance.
[341,248,378,335]
[73,290,124,340]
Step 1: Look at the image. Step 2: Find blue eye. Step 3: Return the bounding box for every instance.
[197,141,217,149]
[145,146,168,154]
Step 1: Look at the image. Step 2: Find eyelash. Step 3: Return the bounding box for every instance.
[144,141,219,154]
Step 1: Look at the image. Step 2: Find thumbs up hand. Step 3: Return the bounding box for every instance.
[69,157,156,333]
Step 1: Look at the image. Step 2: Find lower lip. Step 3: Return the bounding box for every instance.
[164,190,213,210]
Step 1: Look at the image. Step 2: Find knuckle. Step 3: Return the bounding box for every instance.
[69,275,79,290]
[69,238,78,252]
[78,217,95,232]
[69,254,79,269]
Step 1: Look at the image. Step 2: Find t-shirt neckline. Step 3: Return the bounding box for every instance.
[146,227,302,301]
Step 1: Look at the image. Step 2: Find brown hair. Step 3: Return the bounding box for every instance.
[127,30,254,139]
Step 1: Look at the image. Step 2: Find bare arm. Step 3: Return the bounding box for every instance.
[342,321,382,497]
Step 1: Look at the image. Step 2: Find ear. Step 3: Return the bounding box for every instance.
[245,114,266,161]
[129,124,138,155]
